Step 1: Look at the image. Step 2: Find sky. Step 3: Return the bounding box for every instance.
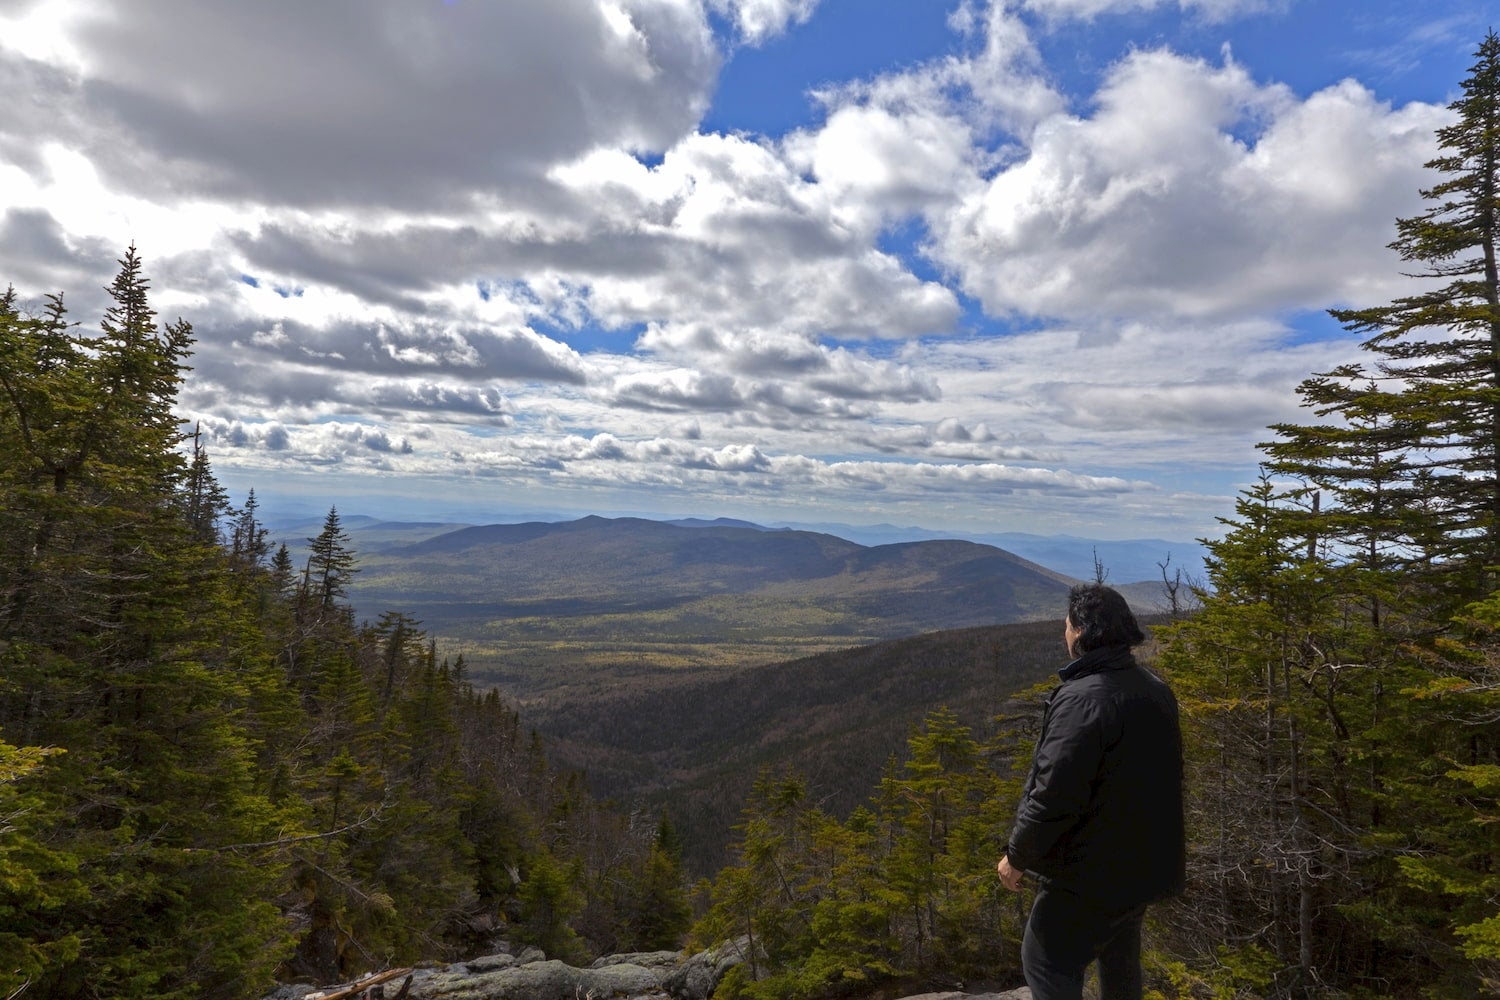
[1,0,1495,540]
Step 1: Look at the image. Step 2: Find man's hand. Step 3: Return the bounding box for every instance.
[997,855,1024,892]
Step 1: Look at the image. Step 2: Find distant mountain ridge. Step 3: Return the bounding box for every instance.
[265,514,1182,698]
[322,515,1085,693]
[269,511,1207,586]
[764,520,1208,584]
[390,515,1074,597]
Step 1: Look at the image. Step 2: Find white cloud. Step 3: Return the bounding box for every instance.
[936,47,1446,322]
[785,92,981,235]
[951,1,1068,134]
[634,323,940,405]
[708,0,820,44]
[1021,0,1281,21]
[0,0,1472,538]
[5,0,718,211]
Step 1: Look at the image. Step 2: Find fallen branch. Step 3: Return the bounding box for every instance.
[305,967,413,1000]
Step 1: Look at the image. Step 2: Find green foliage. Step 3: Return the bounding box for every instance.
[1266,30,1500,613]
[529,618,1065,876]
[515,850,587,962]
[0,251,297,998]
[0,256,690,996]
[1143,34,1500,999]
[305,506,359,616]
[605,817,694,952]
[1144,944,1278,1000]
[0,739,83,994]
[692,710,1026,998]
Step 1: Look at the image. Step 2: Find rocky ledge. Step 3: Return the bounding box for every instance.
[265,938,1032,1000]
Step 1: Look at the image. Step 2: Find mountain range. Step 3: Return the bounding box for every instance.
[277,514,1182,695]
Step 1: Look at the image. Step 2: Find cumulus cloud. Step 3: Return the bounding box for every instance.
[605,364,912,421]
[935,47,1445,322]
[289,424,1150,507]
[709,0,821,44]
[786,80,982,234]
[634,323,940,404]
[562,131,963,338]
[942,1,1068,136]
[1021,0,1280,22]
[4,0,718,211]
[0,0,1467,536]
[201,316,585,391]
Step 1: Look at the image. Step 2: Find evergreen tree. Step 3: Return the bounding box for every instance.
[1,253,676,995]
[230,488,271,571]
[0,252,295,998]
[1215,32,1500,996]
[1268,31,1500,610]
[694,713,1022,999]
[625,817,693,950]
[1154,477,1391,993]
[873,708,999,975]
[0,740,83,994]
[304,506,359,617]
[184,423,232,544]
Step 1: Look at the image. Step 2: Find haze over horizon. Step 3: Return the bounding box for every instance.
[4,0,1493,539]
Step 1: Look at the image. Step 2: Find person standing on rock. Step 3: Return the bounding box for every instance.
[996,583,1185,1000]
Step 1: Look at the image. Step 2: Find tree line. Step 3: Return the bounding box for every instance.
[688,33,1500,1000]
[0,250,690,997]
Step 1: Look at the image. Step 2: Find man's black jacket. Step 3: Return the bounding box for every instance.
[1005,644,1185,908]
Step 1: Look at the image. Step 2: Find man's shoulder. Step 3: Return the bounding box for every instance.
[1063,660,1174,705]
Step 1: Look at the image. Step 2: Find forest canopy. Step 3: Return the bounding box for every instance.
[0,250,690,997]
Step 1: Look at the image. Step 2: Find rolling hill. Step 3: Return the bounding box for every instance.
[343,516,1081,694]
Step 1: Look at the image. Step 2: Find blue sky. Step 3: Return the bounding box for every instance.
[1,0,1495,540]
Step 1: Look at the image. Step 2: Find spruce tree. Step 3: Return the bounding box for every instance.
[304,506,358,616]
[1237,33,1500,994]
[1268,31,1500,611]
[0,740,84,994]
[0,252,295,997]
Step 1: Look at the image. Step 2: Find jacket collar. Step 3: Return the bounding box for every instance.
[1059,643,1135,682]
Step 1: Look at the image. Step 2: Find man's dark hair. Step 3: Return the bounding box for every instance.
[1067,583,1145,651]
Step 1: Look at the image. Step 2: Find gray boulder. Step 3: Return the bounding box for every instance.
[661,936,754,1000]
[414,958,665,1000]
[901,991,1032,1000]
[591,951,682,971]
[451,952,518,974]
[265,941,1031,1000]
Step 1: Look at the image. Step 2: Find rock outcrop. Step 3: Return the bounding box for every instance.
[265,941,1031,1000]
[660,935,753,1000]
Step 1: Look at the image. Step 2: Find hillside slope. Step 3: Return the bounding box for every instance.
[349,516,1079,691]
[528,617,1088,873]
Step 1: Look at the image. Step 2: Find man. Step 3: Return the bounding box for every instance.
[996,584,1185,1000]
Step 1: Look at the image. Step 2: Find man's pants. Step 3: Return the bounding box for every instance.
[1021,885,1148,1000]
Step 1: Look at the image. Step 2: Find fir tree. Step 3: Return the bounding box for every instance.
[1268,31,1500,610]
[304,506,358,616]
[0,252,295,998]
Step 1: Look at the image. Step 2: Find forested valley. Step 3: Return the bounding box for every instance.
[2,30,1500,1000]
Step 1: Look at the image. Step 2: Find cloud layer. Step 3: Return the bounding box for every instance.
[0,0,1476,536]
